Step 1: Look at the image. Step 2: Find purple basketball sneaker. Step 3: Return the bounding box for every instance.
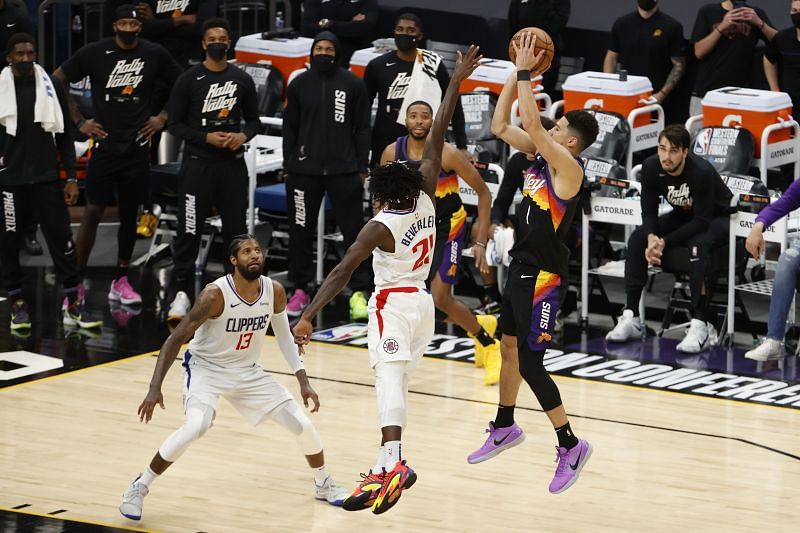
[467,422,526,464]
[549,438,593,494]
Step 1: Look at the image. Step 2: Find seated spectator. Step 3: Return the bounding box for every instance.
[301,0,377,68]
[606,125,732,353]
[744,179,800,361]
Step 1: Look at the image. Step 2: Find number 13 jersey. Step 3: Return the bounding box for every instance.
[371,191,436,290]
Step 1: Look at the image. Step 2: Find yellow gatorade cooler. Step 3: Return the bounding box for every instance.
[349,47,385,78]
[235,34,312,89]
[701,87,794,158]
[458,59,542,95]
[562,71,653,127]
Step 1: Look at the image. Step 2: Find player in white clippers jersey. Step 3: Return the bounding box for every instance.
[119,235,349,522]
[292,45,482,516]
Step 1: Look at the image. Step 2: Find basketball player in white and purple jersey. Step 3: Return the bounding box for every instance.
[118,235,349,521]
[292,45,482,515]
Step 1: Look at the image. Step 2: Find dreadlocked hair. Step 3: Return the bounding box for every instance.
[370,161,425,209]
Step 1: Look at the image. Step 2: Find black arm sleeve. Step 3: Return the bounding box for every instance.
[436,62,467,149]
[241,75,261,141]
[492,153,527,223]
[352,77,372,171]
[167,73,205,145]
[330,0,378,39]
[663,167,715,245]
[53,78,77,180]
[282,79,300,162]
[640,162,661,238]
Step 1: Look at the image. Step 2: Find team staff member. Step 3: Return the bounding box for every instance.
[604,0,686,124]
[764,0,800,120]
[54,4,182,306]
[364,13,468,168]
[283,31,372,320]
[163,17,260,323]
[0,34,100,332]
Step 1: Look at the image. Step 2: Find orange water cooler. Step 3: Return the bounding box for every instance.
[235,34,311,89]
[349,47,384,78]
[562,71,654,127]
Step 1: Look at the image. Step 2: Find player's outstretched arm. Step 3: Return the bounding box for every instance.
[419,44,482,198]
[137,285,223,423]
[293,221,393,344]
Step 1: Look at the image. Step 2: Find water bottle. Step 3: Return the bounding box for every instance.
[72,15,83,33]
[275,11,285,30]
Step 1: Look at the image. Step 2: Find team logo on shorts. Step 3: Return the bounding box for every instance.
[383,338,400,354]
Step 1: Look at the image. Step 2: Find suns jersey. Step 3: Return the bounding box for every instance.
[187,275,274,368]
[371,191,436,289]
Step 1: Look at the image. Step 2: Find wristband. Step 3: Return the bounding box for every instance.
[474,241,486,248]
[516,69,531,82]
[715,26,724,35]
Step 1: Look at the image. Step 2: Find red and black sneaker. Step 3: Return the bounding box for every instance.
[371,460,417,515]
[342,470,385,511]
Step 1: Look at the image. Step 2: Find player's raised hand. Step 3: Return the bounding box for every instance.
[138,387,165,423]
[514,32,545,73]
[452,45,482,83]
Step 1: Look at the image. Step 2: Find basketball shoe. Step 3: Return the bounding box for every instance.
[745,338,783,361]
[472,314,498,368]
[605,309,644,342]
[167,291,191,324]
[287,288,309,317]
[10,299,31,330]
[676,319,717,354]
[109,276,142,305]
[63,298,102,329]
[371,460,417,515]
[119,475,149,520]
[467,422,526,464]
[342,469,385,511]
[314,475,350,506]
[549,438,593,494]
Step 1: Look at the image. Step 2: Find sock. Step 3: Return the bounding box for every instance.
[626,292,640,316]
[555,422,579,450]
[115,264,129,280]
[494,404,516,428]
[484,284,501,303]
[313,464,328,485]
[139,466,159,488]
[475,328,495,347]
[373,446,385,473]
[384,440,402,469]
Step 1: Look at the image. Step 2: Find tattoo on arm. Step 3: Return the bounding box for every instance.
[660,57,686,95]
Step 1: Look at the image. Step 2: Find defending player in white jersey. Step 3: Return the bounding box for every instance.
[119,235,349,521]
[292,45,482,515]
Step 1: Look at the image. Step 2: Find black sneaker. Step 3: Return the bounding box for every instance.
[10,299,32,330]
[22,233,43,256]
[63,299,102,329]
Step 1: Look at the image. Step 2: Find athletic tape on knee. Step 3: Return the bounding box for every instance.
[158,405,215,462]
[269,401,322,456]
[375,361,408,429]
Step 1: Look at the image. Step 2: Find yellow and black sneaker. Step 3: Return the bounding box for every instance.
[10,299,32,330]
[372,460,417,515]
[342,470,385,511]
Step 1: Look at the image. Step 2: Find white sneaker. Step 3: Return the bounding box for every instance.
[605,309,644,342]
[119,476,149,520]
[745,338,784,361]
[676,319,718,354]
[167,291,191,323]
[314,475,349,506]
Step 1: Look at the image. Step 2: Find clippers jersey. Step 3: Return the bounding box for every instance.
[187,275,274,367]
[509,154,583,276]
[371,191,436,289]
[395,135,467,230]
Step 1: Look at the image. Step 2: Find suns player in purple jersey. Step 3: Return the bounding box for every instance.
[118,235,349,521]
[292,45,482,515]
[467,32,599,494]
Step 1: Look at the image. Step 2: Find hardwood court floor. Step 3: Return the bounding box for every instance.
[1,339,799,532]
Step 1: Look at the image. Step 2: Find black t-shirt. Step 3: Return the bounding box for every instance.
[764,28,800,117]
[167,63,261,159]
[640,154,732,245]
[0,4,33,54]
[691,3,772,96]
[60,37,182,147]
[609,10,685,92]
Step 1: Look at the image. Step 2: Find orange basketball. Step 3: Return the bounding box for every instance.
[508,27,555,75]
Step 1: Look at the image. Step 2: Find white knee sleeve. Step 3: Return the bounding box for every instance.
[268,400,322,456]
[159,403,215,462]
[374,361,410,429]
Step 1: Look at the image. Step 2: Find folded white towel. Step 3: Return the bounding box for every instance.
[0,63,64,137]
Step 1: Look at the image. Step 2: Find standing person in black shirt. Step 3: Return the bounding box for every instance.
[301,0,378,68]
[164,17,260,323]
[0,33,101,332]
[606,125,733,353]
[691,0,777,115]
[764,1,800,120]
[507,0,570,95]
[468,33,598,493]
[363,13,468,168]
[54,4,182,307]
[282,31,372,321]
[604,0,686,124]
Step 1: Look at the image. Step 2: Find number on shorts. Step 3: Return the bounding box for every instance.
[412,234,434,270]
[236,332,253,350]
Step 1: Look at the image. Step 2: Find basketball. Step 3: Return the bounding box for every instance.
[508,27,555,75]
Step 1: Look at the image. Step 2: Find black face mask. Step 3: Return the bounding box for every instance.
[394,34,418,52]
[311,54,336,74]
[792,13,800,29]
[206,43,228,61]
[14,61,34,77]
[638,0,657,11]
[116,30,138,46]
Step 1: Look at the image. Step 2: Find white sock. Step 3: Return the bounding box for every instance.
[373,446,385,473]
[384,441,402,470]
[139,466,158,488]
[313,465,328,485]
